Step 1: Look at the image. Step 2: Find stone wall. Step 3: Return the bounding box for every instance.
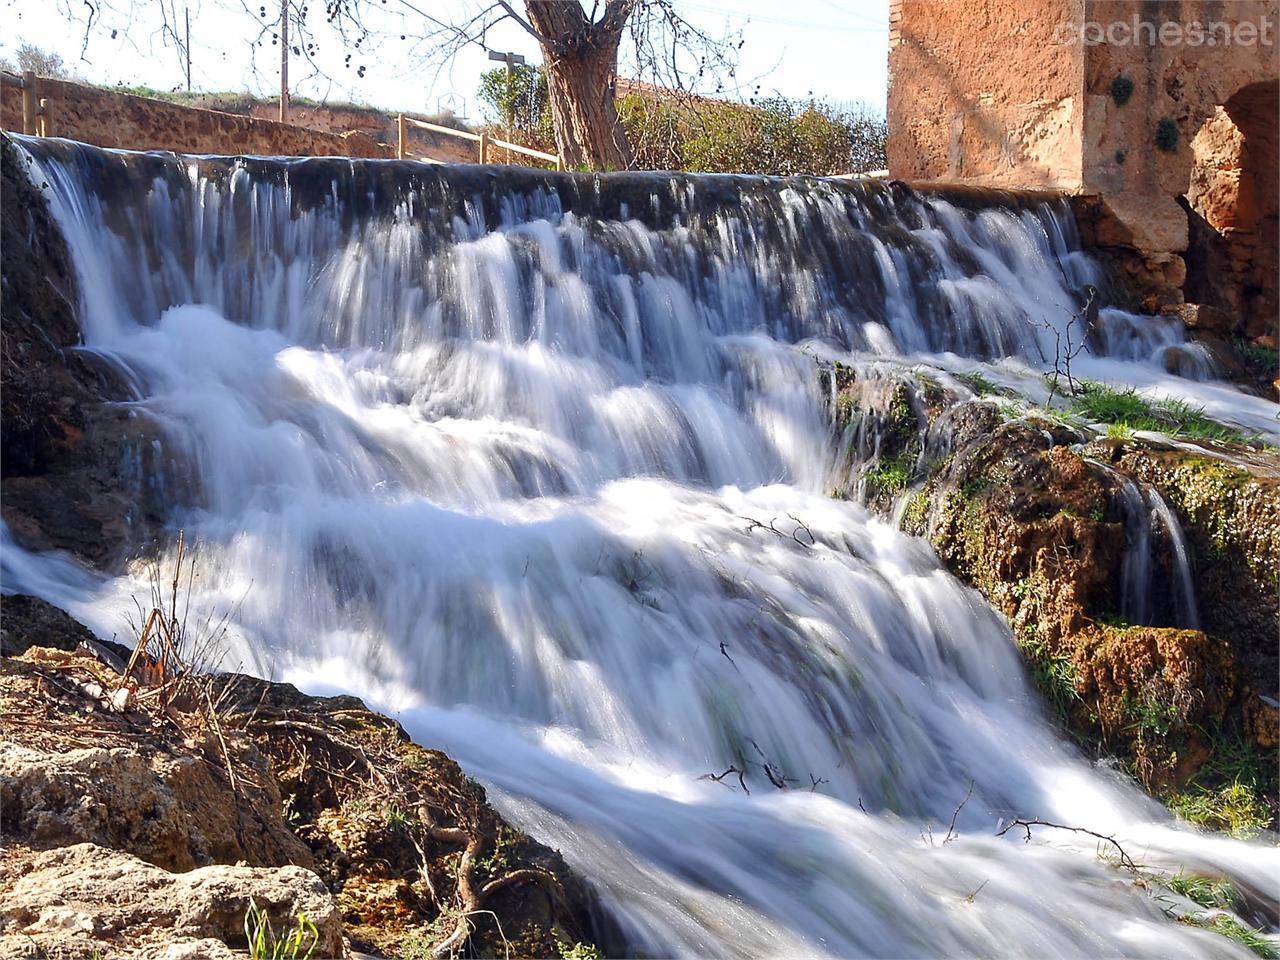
[888,0,1279,341]
[1,75,391,158]
[886,0,1087,189]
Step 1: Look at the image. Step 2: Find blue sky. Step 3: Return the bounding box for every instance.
[4,1,888,117]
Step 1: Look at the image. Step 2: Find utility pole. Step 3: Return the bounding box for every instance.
[279,0,289,122]
[487,49,525,136]
[184,6,192,93]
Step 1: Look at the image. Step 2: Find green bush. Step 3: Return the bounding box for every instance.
[478,65,553,142]
[626,93,886,176]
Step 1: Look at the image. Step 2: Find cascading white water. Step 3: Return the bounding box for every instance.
[5,140,1278,958]
[1084,459,1201,632]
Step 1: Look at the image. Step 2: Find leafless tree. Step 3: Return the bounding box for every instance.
[52,0,742,170]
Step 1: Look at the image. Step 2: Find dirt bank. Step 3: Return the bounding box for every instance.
[0,621,605,959]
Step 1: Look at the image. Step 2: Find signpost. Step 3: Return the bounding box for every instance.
[487,49,526,135]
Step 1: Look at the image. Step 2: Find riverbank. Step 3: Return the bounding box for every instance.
[0,613,605,959]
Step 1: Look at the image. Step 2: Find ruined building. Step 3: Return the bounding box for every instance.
[887,0,1278,343]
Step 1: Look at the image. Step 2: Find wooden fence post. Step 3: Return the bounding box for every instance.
[397,113,407,159]
[37,98,49,137]
[479,130,489,164]
[21,71,37,135]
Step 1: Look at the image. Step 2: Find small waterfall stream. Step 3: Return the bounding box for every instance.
[4,139,1277,958]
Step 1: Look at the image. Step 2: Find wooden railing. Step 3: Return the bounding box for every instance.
[2,71,54,136]
[397,113,561,170]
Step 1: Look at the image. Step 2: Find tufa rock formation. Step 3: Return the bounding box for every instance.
[825,363,1280,832]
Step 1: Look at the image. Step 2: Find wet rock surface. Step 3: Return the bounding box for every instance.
[827,366,1280,831]
[1,135,170,567]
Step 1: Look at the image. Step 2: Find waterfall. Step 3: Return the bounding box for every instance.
[1146,490,1202,631]
[5,138,1277,958]
[1090,461,1201,632]
[1117,474,1155,626]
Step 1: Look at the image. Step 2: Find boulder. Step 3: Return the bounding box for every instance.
[0,727,313,872]
[0,843,343,959]
[1159,302,1235,334]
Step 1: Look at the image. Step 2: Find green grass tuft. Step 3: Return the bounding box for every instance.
[1019,631,1082,722]
[1163,870,1237,910]
[1181,915,1279,959]
[1066,381,1255,445]
[1162,728,1274,838]
[863,449,916,499]
[244,899,318,960]
[557,938,604,960]
[955,371,1004,397]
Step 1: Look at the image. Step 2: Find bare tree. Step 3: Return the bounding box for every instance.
[50,0,740,170]
[521,1,635,169]
[1,42,73,78]
[337,0,741,169]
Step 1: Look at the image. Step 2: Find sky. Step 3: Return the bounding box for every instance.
[2,1,889,119]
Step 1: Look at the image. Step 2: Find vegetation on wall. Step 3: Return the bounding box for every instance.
[1110,75,1134,106]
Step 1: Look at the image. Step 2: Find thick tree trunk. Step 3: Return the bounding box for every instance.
[526,0,635,171]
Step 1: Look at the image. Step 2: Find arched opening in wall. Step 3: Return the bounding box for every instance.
[1184,80,1279,343]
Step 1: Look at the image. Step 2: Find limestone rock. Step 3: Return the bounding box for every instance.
[1160,302,1235,334]
[1095,193,1189,254]
[0,842,343,959]
[0,729,313,873]
[0,647,606,959]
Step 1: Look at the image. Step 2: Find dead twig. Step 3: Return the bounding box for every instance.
[943,779,974,844]
[787,514,816,547]
[698,766,749,794]
[995,816,1139,872]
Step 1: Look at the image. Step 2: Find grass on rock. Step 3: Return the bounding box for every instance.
[1065,381,1255,445]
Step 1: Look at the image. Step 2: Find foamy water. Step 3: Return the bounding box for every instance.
[4,140,1276,957]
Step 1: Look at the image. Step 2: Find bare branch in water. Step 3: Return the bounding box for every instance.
[698,765,749,794]
[943,778,975,844]
[995,816,1139,873]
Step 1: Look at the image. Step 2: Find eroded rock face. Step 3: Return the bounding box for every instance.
[0,645,607,959]
[0,843,343,960]
[1,135,174,567]
[0,738,312,873]
[827,366,1279,826]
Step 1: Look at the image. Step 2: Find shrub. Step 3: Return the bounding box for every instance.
[477,64,553,144]
[647,94,887,176]
[475,67,887,176]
